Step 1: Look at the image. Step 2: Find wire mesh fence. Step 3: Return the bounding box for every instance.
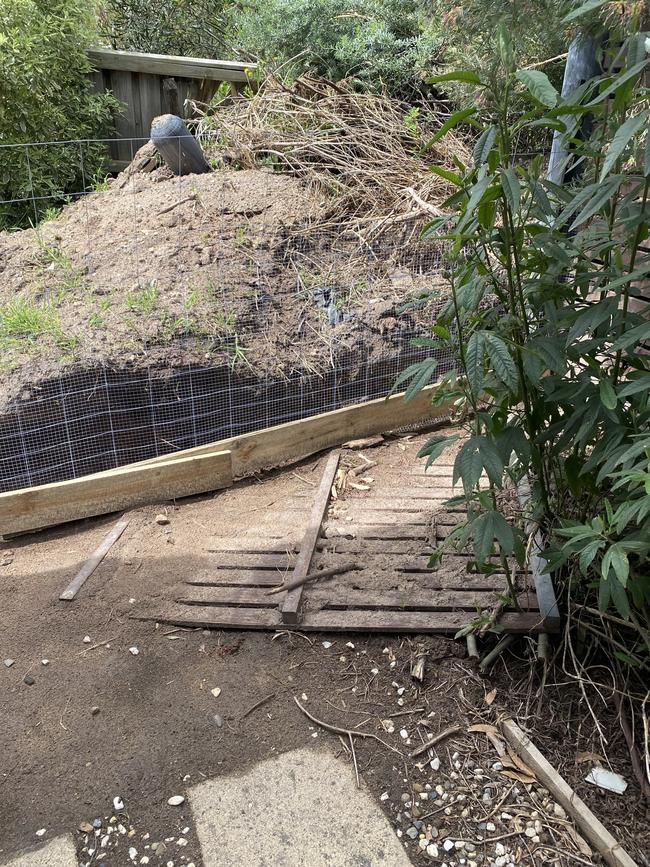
[0,136,454,492]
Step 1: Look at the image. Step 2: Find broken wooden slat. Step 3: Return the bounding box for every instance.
[141,605,551,634]
[206,552,295,570]
[186,570,284,587]
[281,450,340,624]
[59,517,130,601]
[205,537,298,554]
[176,585,285,606]
[501,718,638,867]
[0,450,233,536]
[304,589,539,612]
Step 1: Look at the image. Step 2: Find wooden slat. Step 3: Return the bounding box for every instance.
[207,552,295,569]
[176,585,284,606]
[317,539,430,555]
[0,450,232,536]
[206,537,298,554]
[341,499,450,512]
[88,48,255,82]
[313,589,539,612]
[282,451,340,624]
[323,522,461,541]
[137,72,163,133]
[187,570,284,587]
[59,517,130,601]
[143,605,553,633]
[109,69,139,162]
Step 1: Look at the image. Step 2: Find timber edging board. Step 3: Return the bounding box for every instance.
[0,451,232,537]
[87,49,255,82]
[0,387,452,536]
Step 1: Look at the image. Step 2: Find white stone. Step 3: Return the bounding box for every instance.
[430,758,441,771]
[211,687,221,698]
[553,803,566,819]
[495,842,506,856]
[380,792,389,801]
[3,659,14,667]
[177,838,188,846]
[427,844,439,858]
[35,829,46,837]
[399,729,408,739]
[129,647,139,655]
[129,846,138,860]
[168,795,185,806]
[322,641,332,648]
[113,796,124,811]
[83,636,91,643]
[442,839,454,852]
[346,642,355,649]
[41,659,49,666]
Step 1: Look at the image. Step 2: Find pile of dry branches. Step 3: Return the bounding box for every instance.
[195,76,469,241]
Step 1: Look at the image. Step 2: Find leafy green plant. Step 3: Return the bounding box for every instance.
[398,9,650,648]
[0,0,118,229]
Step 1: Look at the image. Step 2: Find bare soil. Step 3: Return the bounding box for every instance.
[1,434,647,866]
[0,166,447,407]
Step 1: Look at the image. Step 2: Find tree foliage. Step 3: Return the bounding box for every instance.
[401,9,650,656]
[0,0,117,228]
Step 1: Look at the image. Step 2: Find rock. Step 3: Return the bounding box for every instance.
[426,843,439,858]
[113,796,124,811]
[525,827,536,838]
[24,675,35,686]
[380,792,389,801]
[443,839,454,852]
[35,829,46,837]
[91,706,100,716]
[495,842,506,856]
[211,687,221,698]
[406,827,418,840]
[151,842,167,855]
[399,729,409,739]
[430,757,441,771]
[167,795,185,806]
[486,822,496,832]
[155,514,170,525]
[3,658,14,667]
[129,647,139,656]
[140,859,149,865]
[128,846,138,860]
[177,838,188,847]
[213,713,223,727]
[381,719,395,734]
[92,818,102,829]
[83,636,91,643]
[322,641,332,648]
[553,803,567,819]
[41,659,49,666]
[79,821,94,833]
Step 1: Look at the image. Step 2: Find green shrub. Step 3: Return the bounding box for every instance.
[237,0,438,99]
[0,0,117,229]
[98,0,234,58]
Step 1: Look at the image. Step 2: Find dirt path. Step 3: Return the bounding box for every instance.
[1,435,647,866]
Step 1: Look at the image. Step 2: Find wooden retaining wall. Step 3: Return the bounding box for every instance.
[87,48,256,165]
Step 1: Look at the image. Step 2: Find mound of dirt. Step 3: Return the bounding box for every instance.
[0,164,448,406]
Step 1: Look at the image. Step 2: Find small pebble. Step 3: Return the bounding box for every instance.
[167,795,185,806]
[430,757,441,771]
[83,636,91,643]
[213,713,223,727]
[79,821,94,833]
[406,827,418,840]
[155,514,170,525]
[35,829,46,837]
[380,792,389,801]
[443,839,454,852]
[129,647,139,656]
[553,803,566,819]
[177,838,188,847]
[3,659,14,667]
[211,687,221,698]
[113,796,124,811]
[93,819,102,829]
[427,844,438,858]
[322,641,332,648]
[128,846,138,861]
[140,859,149,865]
[24,675,35,686]
[399,729,408,739]
[91,706,100,716]
[41,659,49,666]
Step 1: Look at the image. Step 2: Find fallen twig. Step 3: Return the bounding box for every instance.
[265,561,358,596]
[157,194,196,215]
[410,725,462,759]
[242,692,276,720]
[294,697,400,754]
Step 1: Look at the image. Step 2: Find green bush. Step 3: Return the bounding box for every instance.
[237,0,438,99]
[0,0,117,229]
[98,0,234,58]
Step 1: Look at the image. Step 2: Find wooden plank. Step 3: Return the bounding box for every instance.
[177,585,537,612]
[0,450,232,536]
[530,536,561,631]
[136,72,162,135]
[88,48,255,82]
[131,384,453,475]
[143,605,552,633]
[59,517,130,601]
[341,499,450,512]
[206,537,298,553]
[282,451,340,624]
[501,719,638,867]
[176,585,284,606]
[323,522,461,540]
[207,552,295,569]
[109,69,138,162]
[187,570,283,587]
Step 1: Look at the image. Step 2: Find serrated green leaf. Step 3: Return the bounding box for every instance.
[465,331,485,396]
[454,438,483,492]
[478,438,504,487]
[430,165,463,186]
[609,574,630,619]
[425,107,477,148]
[473,125,497,166]
[417,433,460,469]
[484,333,518,392]
[578,539,604,575]
[389,358,438,401]
[515,69,558,107]
[491,511,515,554]
[600,111,649,182]
[500,166,521,214]
[428,70,483,85]
[599,378,617,410]
[618,374,650,397]
[609,543,629,586]
[587,61,648,107]
[562,0,607,22]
